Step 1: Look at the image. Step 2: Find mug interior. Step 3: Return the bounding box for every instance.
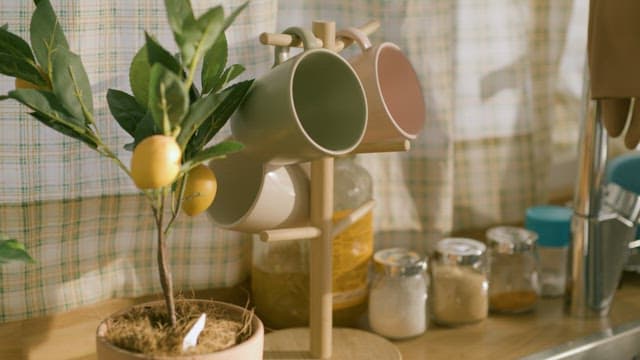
[377,45,426,137]
[291,50,367,154]
[207,157,263,226]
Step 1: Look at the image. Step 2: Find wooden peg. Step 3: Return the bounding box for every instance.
[353,139,411,154]
[259,226,322,242]
[259,20,380,52]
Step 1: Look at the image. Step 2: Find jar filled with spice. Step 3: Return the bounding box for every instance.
[486,226,540,313]
[368,248,428,339]
[430,238,488,326]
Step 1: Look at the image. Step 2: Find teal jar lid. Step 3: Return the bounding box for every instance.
[524,205,572,247]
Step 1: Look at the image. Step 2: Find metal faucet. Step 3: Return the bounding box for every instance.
[566,68,639,317]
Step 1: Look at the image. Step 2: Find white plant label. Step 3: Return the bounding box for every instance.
[182,313,206,351]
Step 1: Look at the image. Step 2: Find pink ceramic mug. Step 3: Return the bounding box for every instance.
[337,27,425,143]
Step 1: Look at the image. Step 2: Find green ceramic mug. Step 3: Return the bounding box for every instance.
[231,27,368,165]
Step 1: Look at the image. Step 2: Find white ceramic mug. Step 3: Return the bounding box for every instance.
[337,27,425,143]
[206,153,309,233]
[231,27,368,165]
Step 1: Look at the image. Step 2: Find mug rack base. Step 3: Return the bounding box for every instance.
[263,327,402,359]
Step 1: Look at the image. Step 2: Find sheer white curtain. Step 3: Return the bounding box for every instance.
[275,0,587,252]
[0,0,588,320]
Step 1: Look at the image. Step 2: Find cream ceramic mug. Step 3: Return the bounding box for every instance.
[231,27,368,165]
[337,28,425,143]
[207,153,310,233]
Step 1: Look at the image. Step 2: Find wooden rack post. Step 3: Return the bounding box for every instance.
[309,22,336,358]
[259,20,405,360]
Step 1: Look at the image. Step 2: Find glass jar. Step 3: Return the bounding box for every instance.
[430,238,488,326]
[251,156,373,328]
[368,248,428,339]
[525,205,571,297]
[252,238,309,328]
[486,226,540,313]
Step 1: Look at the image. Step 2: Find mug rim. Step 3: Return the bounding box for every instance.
[286,47,368,156]
[372,42,425,140]
[206,157,267,229]
[207,160,309,232]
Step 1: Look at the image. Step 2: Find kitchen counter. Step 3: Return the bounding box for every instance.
[1,273,639,359]
[396,271,640,359]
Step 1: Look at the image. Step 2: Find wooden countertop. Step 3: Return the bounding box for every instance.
[1,273,639,360]
[396,271,640,359]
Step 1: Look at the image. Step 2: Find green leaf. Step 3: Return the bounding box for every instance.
[186,79,253,157]
[0,27,36,61]
[50,47,93,122]
[1,24,7,31]
[0,238,34,265]
[176,87,229,148]
[129,45,150,108]
[133,111,160,149]
[164,0,198,64]
[106,89,145,137]
[174,27,201,66]
[201,33,227,94]
[212,64,245,93]
[164,0,196,37]
[145,32,182,75]
[8,88,84,129]
[0,53,47,86]
[183,140,243,170]
[194,6,224,60]
[30,111,97,149]
[148,63,188,133]
[30,0,69,74]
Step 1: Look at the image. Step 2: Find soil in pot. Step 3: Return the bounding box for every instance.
[101,300,255,356]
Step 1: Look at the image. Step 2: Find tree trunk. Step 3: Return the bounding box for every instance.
[155,202,176,327]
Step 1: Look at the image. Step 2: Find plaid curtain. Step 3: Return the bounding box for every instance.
[0,0,586,321]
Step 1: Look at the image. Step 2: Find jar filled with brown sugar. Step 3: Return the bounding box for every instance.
[486,226,540,313]
[430,238,489,326]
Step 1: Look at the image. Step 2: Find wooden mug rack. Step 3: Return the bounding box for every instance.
[258,20,408,360]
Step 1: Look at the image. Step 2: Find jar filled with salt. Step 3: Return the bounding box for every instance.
[368,248,428,339]
[430,238,488,326]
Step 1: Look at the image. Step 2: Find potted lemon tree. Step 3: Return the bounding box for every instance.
[0,0,263,358]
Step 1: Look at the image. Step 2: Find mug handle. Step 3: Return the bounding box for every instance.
[336,27,373,52]
[274,27,321,67]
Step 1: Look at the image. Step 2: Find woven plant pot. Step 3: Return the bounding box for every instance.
[96,300,264,360]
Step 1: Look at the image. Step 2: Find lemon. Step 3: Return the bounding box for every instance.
[130,135,182,189]
[181,164,217,216]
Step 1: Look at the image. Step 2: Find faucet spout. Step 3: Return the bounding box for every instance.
[566,69,635,317]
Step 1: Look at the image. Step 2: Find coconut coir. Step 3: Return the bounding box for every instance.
[104,300,253,356]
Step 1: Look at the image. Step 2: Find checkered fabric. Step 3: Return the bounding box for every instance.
[0,0,586,321]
